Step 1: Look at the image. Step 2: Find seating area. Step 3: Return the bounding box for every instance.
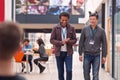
[13,51,113,80]
[13,48,53,73]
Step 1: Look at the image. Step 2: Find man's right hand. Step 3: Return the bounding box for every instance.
[62,40,66,45]
[79,55,83,62]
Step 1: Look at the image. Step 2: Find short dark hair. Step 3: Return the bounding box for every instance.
[89,11,99,19]
[23,38,30,43]
[59,12,70,19]
[0,21,23,60]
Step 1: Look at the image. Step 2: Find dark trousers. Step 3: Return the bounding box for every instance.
[83,53,100,80]
[56,51,73,80]
[34,57,48,66]
[22,55,33,72]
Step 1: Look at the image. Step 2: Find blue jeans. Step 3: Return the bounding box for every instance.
[56,51,73,80]
[83,53,100,80]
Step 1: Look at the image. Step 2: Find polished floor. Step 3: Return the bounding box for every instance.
[15,52,113,80]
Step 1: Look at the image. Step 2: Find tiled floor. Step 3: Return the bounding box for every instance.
[15,52,113,80]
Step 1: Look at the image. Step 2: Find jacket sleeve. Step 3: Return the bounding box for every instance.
[67,27,77,45]
[78,28,85,56]
[50,27,63,46]
[101,30,107,57]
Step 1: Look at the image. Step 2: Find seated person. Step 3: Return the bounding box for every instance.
[21,39,33,73]
[33,38,48,73]
[0,22,26,80]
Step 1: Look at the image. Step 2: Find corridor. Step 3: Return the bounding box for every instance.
[18,52,113,80]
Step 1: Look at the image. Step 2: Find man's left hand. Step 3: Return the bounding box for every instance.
[102,57,106,64]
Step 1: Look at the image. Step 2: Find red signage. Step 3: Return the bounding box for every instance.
[0,0,4,22]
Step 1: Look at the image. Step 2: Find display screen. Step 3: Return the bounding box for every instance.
[15,0,85,23]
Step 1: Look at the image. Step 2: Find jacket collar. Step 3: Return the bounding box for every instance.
[89,25,98,30]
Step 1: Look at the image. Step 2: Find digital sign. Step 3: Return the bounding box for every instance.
[15,0,85,23]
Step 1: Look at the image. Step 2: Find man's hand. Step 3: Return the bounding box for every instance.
[102,57,106,64]
[62,38,70,45]
[65,38,70,43]
[62,40,66,45]
[79,55,83,62]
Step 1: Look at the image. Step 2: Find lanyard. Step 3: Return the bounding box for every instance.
[89,26,97,39]
[62,28,67,39]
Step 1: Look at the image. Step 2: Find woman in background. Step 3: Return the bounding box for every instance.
[33,38,48,73]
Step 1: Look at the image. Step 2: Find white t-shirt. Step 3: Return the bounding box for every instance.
[61,27,67,52]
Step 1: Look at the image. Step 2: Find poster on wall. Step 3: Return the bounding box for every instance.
[15,0,85,23]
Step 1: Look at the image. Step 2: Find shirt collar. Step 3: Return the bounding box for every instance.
[90,25,98,30]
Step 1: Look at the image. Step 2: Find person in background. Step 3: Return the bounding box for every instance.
[0,21,25,80]
[78,11,107,80]
[33,38,48,73]
[50,12,77,80]
[21,39,33,73]
[72,0,84,15]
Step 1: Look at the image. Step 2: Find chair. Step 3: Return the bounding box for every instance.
[14,51,25,72]
[46,49,52,56]
[14,51,24,62]
[36,49,51,73]
[46,49,55,63]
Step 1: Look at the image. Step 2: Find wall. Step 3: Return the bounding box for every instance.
[4,0,104,29]
[78,0,104,24]
[5,0,12,21]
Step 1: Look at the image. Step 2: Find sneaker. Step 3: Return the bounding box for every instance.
[29,71,32,74]
[40,67,45,73]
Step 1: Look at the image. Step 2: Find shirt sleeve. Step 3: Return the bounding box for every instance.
[38,45,46,55]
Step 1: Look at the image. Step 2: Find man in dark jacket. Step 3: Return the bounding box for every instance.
[50,12,77,80]
[79,12,107,80]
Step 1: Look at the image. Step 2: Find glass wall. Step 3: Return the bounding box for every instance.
[113,0,120,79]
